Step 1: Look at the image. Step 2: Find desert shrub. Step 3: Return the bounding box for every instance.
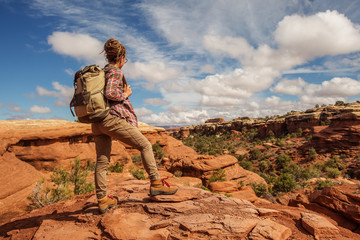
[259,172,277,184]
[239,160,252,171]
[258,160,271,172]
[315,179,334,190]
[27,178,71,211]
[243,128,259,142]
[307,147,317,160]
[198,185,211,191]
[152,141,165,160]
[86,160,96,171]
[326,167,341,178]
[131,155,142,164]
[275,153,292,170]
[238,180,245,188]
[275,138,286,147]
[174,170,183,177]
[303,166,322,179]
[296,128,303,137]
[250,183,267,197]
[324,156,345,170]
[209,168,226,182]
[267,130,275,139]
[130,167,146,180]
[183,132,232,155]
[282,163,309,182]
[108,162,124,173]
[249,148,262,162]
[321,119,331,126]
[224,193,232,197]
[70,158,95,195]
[335,100,345,106]
[27,159,94,210]
[305,135,312,141]
[237,153,247,161]
[272,173,297,194]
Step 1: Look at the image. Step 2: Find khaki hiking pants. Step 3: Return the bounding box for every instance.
[91,114,160,199]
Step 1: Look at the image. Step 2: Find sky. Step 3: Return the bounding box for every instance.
[1,0,360,127]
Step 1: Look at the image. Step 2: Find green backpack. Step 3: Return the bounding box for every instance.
[70,65,110,123]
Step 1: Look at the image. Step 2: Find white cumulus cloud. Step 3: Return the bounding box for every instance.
[143,98,169,106]
[275,10,360,60]
[125,61,180,83]
[48,32,104,65]
[30,105,52,114]
[36,82,73,107]
[271,78,307,95]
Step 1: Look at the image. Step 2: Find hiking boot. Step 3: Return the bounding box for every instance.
[150,178,178,196]
[98,194,117,214]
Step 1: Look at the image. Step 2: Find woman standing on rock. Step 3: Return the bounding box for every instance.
[92,38,177,214]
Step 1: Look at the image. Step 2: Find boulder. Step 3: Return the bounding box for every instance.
[301,212,339,239]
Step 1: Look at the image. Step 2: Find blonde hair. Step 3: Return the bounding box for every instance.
[103,38,126,63]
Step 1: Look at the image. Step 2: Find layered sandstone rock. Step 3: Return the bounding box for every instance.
[1,179,358,240]
[169,102,360,142]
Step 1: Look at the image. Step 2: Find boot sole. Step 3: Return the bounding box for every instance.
[99,204,117,214]
[150,189,178,196]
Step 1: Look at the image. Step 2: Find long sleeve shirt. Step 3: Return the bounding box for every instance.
[104,64,138,127]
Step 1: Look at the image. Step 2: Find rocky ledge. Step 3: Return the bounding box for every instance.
[1,178,358,240]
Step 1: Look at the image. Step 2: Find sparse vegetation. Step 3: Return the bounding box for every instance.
[307,147,317,160]
[27,158,94,210]
[131,155,142,164]
[153,141,165,160]
[108,162,124,173]
[174,170,183,177]
[130,167,146,180]
[177,102,358,199]
[315,179,334,190]
[209,168,226,182]
[272,173,297,194]
[250,183,267,197]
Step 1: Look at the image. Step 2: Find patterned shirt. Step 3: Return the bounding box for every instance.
[104,64,138,127]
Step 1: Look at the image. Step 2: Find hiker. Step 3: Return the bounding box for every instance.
[92,38,177,213]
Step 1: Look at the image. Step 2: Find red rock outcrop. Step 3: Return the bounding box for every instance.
[169,102,360,141]
[1,178,359,240]
[0,120,267,226]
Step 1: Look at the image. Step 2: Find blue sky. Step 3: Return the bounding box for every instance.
[1,0,360,126]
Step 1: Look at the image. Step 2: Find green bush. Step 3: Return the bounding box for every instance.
[237,153,247,161]
[305,135,312,141]
[70,158,95,195]
[86,160,96,171]
[326,167,341,178]
[275,153,292,170]
[259,172,277,184]
[27,158,94,210]
[249,148,262,161]
[152,141,165,160]
[250,183,267,197]
[258,160,270,172]
[282,163,309,182]
[272,173,297,193]
[131,155,142,164]
[108,162,124,173]
[315,179,334,190]
[209,168,226,182]
[275,138,286,147]
[239,160,252,171]
[324,156,345,170]
[307,147,317,160]
[130,168,146,180]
